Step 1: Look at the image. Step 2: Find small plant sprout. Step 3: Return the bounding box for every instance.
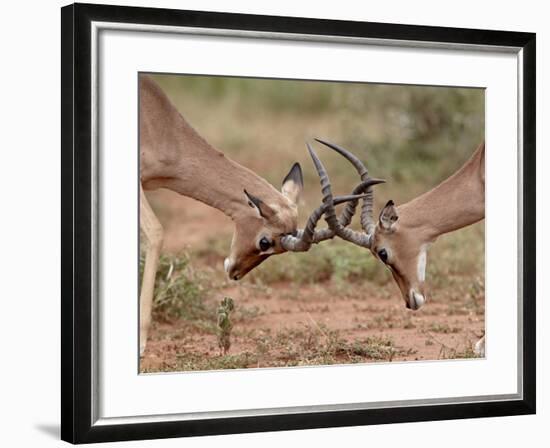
[217,297,235,356]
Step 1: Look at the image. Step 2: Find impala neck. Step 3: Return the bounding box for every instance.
[139,76,286,220]
[169,149,285,221]
[398,142,485,241]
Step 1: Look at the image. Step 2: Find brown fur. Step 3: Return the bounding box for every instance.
[370,142,485,308]
[138,75,303,354]
[140,75,301,279]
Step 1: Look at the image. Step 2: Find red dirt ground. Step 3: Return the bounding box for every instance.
[140,191,485,372]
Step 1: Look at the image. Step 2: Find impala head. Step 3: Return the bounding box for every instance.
[370,200,429,310]
[314,138,428,311]
[224,163,303,280]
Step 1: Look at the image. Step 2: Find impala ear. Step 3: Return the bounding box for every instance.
[244,189,276,220]
[379,200,399,231]
[281,162,303,205]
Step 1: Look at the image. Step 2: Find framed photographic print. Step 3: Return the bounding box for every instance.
[61,2,536,444]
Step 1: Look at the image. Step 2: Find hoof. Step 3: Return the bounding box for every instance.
[474,336,485,357]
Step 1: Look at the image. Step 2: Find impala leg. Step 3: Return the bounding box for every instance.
[139,184,164,356]
[474,335,486,357]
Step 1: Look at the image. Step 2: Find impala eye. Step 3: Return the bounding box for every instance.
[259,237,272,252]
[378,248,388,264]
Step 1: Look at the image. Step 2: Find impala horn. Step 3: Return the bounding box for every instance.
[280,144,368,252]
[314,138,385,248]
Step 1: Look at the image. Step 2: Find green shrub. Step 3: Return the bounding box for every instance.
[247,239,390,286]
[139,252,206,321]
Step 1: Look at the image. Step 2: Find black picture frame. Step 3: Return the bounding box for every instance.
[61,2,536,444]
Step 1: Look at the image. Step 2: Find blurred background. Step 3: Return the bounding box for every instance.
[140,73,485,372]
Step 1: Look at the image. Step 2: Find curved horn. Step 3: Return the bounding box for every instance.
[280,193,368,251]
[306,143,338,231]
[314,138,384,243]
[281,143,358,252]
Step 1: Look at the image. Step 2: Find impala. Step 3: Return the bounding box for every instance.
[139,76,373,354]
[314,139,486,355]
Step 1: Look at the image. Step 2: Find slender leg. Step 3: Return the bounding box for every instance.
[474,335,485,357]
[139,184,164,356]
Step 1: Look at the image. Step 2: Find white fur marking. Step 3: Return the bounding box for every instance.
[261,247,275,255]
[408,290,426,310]
[417,246,427,282]
[412,291,426,309]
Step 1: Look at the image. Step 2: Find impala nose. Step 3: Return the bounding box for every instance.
[407,290,426,310]
[224,258,242,281]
